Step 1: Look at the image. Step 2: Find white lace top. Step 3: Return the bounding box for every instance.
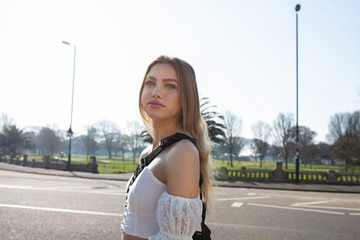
[122,167,202,239]
[149,191,202,240]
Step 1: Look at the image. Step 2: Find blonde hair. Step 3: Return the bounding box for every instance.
[139,55,213,203]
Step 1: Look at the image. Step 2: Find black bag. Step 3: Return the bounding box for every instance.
[126,133,211,240]
[192,173,211,240]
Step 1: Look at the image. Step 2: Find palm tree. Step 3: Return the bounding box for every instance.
[200,97,226,144]
[0,125,26,157]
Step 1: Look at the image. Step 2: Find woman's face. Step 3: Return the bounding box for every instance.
[141,63,181,122]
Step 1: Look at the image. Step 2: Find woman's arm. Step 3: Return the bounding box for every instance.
[148,140,202,240]
[165,139,200,198]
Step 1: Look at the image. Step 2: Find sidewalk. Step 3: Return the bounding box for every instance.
[1,162,360,194]
[0,162,132,181]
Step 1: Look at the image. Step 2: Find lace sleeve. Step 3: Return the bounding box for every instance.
[148,191,202,240]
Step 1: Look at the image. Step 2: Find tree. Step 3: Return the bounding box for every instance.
[0,125,26,157]
[211,143,226,161]
[113,133,130,161]
[332,136,360,171]
[272,113,295,169]
[223,111,245,167]
[328,111,360,170]
[36,127,62,158]
[96,120,119,159]
[251,121,271,168]
[328,112,349,142]
[0,113,14,130]
[83,126,98,160]
[200,97,226,144]
[318,142,332,160]
[302,144,319,169]
[295,126,317,167]
[268,145,281,162]
[127,121,144,164]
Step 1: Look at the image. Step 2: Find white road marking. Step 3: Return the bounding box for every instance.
[291,200,333,206]
[0,184,33,190]
[291,200,360,212]
[248,203,345,215]
[349,213,360,216]
[292,205,360,211]
[0,203,123,217]
[0,184,125,195]
[218,196,271,201]
[231,202,244,207]
[247,193,256,196]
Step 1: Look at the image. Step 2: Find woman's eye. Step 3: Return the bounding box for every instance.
[145,80,155,86]
[165,84,176,89]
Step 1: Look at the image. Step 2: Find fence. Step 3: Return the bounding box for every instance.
[0,154,98,173]
[217,162,360,185]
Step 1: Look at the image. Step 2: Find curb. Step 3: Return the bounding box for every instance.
[1,162,360,193]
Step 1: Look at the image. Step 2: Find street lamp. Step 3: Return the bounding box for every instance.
[295,4,301,183]
[62,40,76,171]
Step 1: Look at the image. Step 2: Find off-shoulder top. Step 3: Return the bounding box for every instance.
[121,167,202,239]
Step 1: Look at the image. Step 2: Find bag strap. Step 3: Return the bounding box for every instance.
[198,173,212,239]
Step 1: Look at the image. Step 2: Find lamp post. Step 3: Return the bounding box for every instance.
[62,40,76,171]
[295,4,301,183]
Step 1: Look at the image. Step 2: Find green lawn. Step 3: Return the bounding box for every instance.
[24,154,359,174]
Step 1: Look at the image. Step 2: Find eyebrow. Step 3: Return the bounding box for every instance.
[147,76,178,83]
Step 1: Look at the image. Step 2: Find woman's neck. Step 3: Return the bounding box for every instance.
[151,120,183,150]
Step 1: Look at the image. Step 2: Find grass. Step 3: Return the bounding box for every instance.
[16,154,360,174]
[25,154,139,173]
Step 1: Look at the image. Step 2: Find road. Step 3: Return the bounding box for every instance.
[1,170,360,240]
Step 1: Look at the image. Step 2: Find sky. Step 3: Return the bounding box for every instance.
[0,0,359,144]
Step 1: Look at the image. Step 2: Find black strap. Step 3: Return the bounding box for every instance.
[198,173,211,239]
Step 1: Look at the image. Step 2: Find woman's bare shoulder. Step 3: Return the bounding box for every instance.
[139,145,152,160]
[167,139,199,162]
[165,139,200,198]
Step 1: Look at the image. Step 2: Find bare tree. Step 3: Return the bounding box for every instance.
[251,121,271,168]
[83,126,98,160]
[268,145,281,162]
[0,113,14,130]
[127,121,144,164]
[327,113,349,143]
[36,127,62,158]
[272,113,295,169]
[328,111,360,141]
[328,111,360,170]
[296,126,317,167]
[223,111,245,167]
[113,133,130,161]
[96,120,119,159]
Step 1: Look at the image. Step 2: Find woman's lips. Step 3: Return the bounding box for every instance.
[148,100,164,108]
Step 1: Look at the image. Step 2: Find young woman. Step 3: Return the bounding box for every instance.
[121,56,213,240]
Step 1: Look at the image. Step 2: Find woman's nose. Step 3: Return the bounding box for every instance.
[152,85,161,98]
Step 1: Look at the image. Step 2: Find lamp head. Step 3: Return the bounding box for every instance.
[66,127,73,137]
[295,4,301,12]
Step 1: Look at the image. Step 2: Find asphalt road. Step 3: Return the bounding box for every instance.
[1,170,360,240]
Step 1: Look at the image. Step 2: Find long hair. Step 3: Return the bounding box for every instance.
[139,55,213,204]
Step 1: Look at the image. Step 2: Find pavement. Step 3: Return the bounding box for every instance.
[1,162,360,194]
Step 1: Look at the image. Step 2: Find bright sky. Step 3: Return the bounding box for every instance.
[1,0,359,143]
